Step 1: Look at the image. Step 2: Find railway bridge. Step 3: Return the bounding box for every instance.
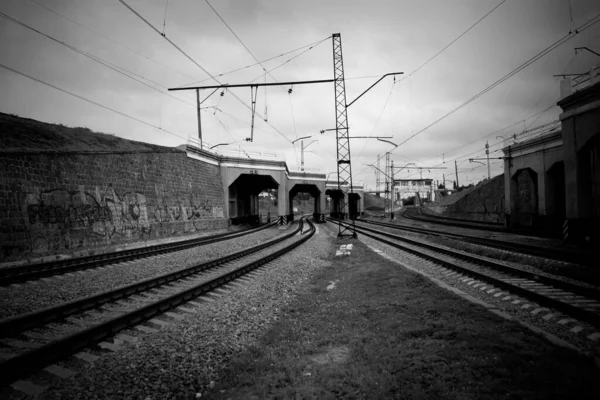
[186,144,363,225]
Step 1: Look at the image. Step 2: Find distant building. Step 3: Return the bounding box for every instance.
[393,179,434,203]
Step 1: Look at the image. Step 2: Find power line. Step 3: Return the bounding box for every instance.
[0,62,188,141]
[0,10,197,109]
[421,68,567,168]
[406,0,507,78]
[118,0,295,144]
[356,81,397,159]
[391,13,600,152]
[518,52,579,142]
[27,0,201,89]
[247,36,331,83]
[430,104,556,162]
[204,0,275,82]
[384,103,559,183]
[175,37,331,88]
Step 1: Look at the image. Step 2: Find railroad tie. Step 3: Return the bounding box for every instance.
[134,325,158,334]
[43,364,76,379]
[10,380,46,396]
[97,341,120,352]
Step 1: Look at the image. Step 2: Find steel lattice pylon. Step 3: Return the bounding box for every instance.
[332,33,356,238]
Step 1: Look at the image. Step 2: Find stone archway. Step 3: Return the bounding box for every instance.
[511,168,538,226]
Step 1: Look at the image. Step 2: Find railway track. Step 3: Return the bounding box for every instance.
[0,217,315,386]
[400,207,560,239]
[356,217,592,266]
[0,222,274,285]
[328,218,600,330]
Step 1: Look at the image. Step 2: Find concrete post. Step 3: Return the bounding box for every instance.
[277,182,287,225]
[319,190,326,216]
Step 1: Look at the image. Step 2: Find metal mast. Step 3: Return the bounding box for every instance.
[385,152,391,217]
[376,154,381,195]
[332,33,356,238]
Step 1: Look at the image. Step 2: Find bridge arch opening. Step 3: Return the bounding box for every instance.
[289,183,323,222]
[228,173,278,224]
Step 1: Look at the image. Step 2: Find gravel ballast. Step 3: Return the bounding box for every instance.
[33,222,335,399]
[0,226,285,319]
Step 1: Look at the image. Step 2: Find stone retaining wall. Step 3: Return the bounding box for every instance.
[428,174,505,223]
[0,150,228,262]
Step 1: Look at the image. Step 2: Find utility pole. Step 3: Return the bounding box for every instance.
[390,160,395,219]
[376,154,381,196]
[301,140,305,171]
[443,174,446,188]
[196,89,202,148]
[455,160,460,188]
[385,152,391,217]
[485,140,490,180]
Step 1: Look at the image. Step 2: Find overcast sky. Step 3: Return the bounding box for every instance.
[1,0,600,189]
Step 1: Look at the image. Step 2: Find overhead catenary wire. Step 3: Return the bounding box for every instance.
[175,36,331,88]
[367,1,508,169]
[247,36,331,83]
[406,0,507,79]
[390,13,600,153]
[420,49,579,169]
[0,62,188,141]
[118,0,295,144]
[356,81,397,160]
[205,0,274,83]
[27,0,201,94]
[419,104,556,165]
[371,11,600,177]
[518,52,579,142]
[365,102,557,186]
[0,11,198,109]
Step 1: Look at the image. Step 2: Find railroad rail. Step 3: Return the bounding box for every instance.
[0,217,315,385]
[0,222,274,285]
[328,218,600,330]
[400,207,560,239]
[355,218,593,267]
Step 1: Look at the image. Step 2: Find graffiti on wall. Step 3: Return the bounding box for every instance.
[18,185,225,257]
[153,186,225,230]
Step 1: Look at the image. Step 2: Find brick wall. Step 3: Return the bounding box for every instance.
[0,150,228,262]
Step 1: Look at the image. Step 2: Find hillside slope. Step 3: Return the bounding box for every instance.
[0,112,178,153]
[364,192,386,210]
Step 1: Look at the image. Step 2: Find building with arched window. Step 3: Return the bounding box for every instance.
[503,69,600,243]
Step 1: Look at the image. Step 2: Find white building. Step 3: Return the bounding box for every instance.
[393,179,434,204]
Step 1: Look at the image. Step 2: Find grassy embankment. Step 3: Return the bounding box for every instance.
[208,226,600,399]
